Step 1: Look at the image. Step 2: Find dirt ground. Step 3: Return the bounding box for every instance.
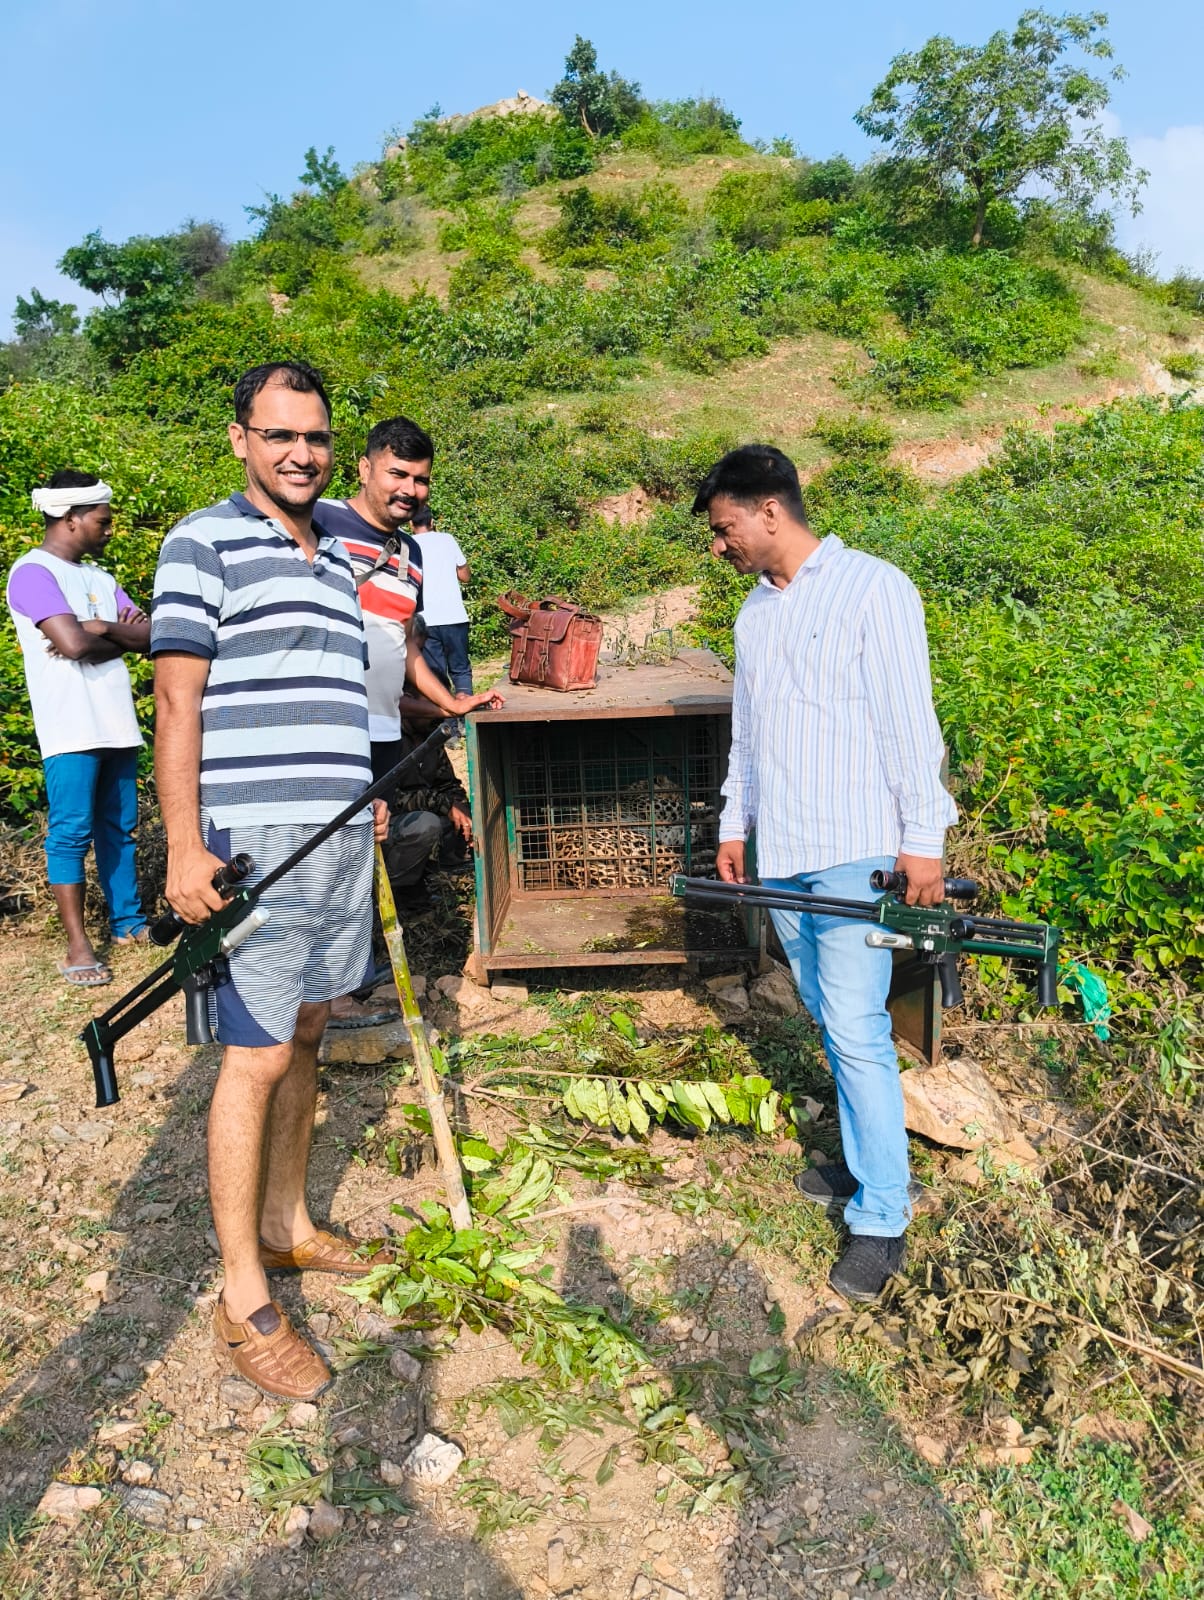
[0,898,993,1600]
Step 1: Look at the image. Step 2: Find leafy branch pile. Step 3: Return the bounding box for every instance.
[630,1349,809,1516]
[246,1421,406,1516]
[343,1202,646,1390]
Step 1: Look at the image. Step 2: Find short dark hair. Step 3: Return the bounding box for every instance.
[692,444,807,522]
[365,415,434,465]
[48,468,100,491]
[233,361,331,426]
[43,468,103,524]
[411,504,433,530]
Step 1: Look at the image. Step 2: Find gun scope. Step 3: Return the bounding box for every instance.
[870,869,978,901]
[148,853,255,947]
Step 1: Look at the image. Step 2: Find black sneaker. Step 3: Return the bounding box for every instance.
[795,1163,858,1203]
[795,1163,927,1208]
[829,1234,906,1303]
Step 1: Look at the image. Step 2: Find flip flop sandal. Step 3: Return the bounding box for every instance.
[111,927,149,945]
[59,962,112,988]
[326,1005,398,1031]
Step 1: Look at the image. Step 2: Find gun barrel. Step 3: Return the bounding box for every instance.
[253,719,459,900]
[671,873,1062,1009]
[670,875,875,922]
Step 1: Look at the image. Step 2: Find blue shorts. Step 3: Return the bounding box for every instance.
[203,815,374,1048]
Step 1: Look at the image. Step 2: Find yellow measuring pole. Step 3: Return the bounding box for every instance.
[374,845,472,1230]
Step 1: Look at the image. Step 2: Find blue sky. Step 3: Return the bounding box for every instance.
[3,0,1202,335]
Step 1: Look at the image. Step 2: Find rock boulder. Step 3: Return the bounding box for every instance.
[899,1056,1015,1149]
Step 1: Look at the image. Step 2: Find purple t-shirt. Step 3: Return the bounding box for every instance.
[7,563,133,625]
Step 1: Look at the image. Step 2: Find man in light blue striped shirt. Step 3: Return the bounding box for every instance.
[697,444,957,1304]
[153,362,393,1402]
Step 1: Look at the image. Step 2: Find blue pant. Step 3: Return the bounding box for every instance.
[43,747,143,937]
[421,623,473,696]
[765,856,911,1237]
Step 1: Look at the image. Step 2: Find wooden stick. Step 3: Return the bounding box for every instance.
[1018,1111,1202,1190]
[374,845,472,1230]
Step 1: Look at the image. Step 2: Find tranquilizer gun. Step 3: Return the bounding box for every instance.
[81,720,458,1109]
[670,870,1061,1010]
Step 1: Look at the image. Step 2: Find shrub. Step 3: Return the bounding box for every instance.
[538,183,687,267]
[859,333,974,408]
[402,111,594,204]
[844,250,1082,406]
[621,98,748,162]
[1163,273,1204,315]
[804,456,922,516]
[1163,351,1201,380]
[707,172,843,251]
[1076,345,1122,378]
[795,155,859,203]
[809,412,894,454]
[886,250,1081,371]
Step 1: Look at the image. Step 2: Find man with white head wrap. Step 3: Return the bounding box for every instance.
[5,469,150,984]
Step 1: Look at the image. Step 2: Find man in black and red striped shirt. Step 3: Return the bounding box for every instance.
[319,416,491,773]
[319,416,500,1024]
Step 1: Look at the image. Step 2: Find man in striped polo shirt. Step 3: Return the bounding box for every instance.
[696,445,957,1306]
[151,362,391,1401]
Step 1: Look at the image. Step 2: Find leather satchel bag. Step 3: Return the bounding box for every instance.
[498,592,603,691]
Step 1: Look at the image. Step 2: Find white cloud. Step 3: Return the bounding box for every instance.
[1113,121,1204,278]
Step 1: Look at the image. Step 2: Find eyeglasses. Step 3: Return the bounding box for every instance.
[243,426,336,451]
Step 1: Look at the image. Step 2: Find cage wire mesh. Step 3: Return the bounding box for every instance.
[510,720,721,893]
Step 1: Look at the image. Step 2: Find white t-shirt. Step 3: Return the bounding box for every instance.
[5,550,143,758]
[415,530,468,626]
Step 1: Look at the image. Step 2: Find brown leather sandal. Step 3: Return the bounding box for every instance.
[213,1296,332,1401]
[259,1228,395,1277]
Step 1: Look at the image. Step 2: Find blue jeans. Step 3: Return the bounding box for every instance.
[422,623,473,696]
[43,747,143,936]
[765,856,911,1237]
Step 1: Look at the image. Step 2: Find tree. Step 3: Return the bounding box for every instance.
[550,35,644,138]
[59,221,229,363]
[12,288,79,340]
[300,145,346,198]
[855,9,1146,247]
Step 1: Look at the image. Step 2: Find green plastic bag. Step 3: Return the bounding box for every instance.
[1060,962,1112,1042]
